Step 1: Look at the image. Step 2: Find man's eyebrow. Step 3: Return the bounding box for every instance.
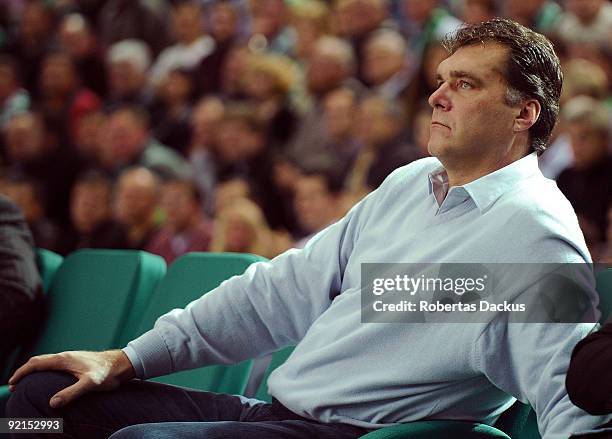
[436,70,484,86]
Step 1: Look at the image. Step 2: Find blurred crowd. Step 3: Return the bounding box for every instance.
[0,0,610,263]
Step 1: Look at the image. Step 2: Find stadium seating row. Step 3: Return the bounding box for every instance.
[1,249,610,438]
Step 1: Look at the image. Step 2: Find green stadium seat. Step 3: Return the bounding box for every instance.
[29,249,166,356]
[0,249,166,417]
[130,252,267,395]
[35,248,63,294]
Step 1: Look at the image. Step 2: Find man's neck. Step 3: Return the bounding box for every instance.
[443,143,528,187]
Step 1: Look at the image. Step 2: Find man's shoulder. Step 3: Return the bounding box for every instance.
[497,175,589,259]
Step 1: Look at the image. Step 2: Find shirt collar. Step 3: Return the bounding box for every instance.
[427,152,541,213]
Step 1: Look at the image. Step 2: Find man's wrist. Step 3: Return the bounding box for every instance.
[110,349,136,382]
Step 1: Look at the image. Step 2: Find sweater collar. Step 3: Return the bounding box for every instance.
[428,152,541,213]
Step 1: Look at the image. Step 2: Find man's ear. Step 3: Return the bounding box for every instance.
[514,99,541,133]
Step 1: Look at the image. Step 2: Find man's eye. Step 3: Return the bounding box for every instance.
[459,80,472,89]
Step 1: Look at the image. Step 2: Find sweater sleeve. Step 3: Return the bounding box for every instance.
[477,320,612,439]
[124,192,373,379]
[566,323,612,415]
[475,260,612,438]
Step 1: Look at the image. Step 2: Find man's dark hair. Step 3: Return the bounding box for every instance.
[298,158,344,195]
[163,177,204,206]
[74,169,113,189]
[442,18,562,154]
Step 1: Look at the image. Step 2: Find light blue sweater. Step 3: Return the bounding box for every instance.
[124,154,611,438]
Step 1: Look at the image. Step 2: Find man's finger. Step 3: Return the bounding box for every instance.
[8,354,68,385]
[49,379,92,408]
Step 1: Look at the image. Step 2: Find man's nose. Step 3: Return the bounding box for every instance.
[428,83,451,110]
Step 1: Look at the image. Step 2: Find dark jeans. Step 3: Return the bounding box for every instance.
[6,371,369,439]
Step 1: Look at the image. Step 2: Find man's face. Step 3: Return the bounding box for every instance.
[307,53,345,96]
[107,112,148,164]
[71,183,110,233]
[567,0,603,24]
[294,175,336,233]
[363,40,404,85]
[427,43,518,164]
[113,177,157,226]
[568,121,608,170]
[160,182,197,231]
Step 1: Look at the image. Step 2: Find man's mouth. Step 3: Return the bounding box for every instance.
[431,121,450,129]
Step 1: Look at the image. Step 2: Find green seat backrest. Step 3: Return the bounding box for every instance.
[596,268,612,324]
[255,346,295,402]
[30,249,166,356]
[132,252,267,394]
[35,248,63,293]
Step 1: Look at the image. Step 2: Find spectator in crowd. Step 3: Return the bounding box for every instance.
[554,0,612,47]
[188,96,225,216]
[5,1,54,96]
[66,170,127,253]
[3,111,79,226]
[214,177,252,215]
[112,166,161,250]
[218,44,251,100]
[505,0,562,35]
[210,197,291,259]
[556,96,612,253]
[37,51,101,146]
[400,0,462,56]
[97,106,191,179]
[287,36,361,164]
[242,53,299,146]
[194,0,241,97]
[150,69,194,155]
[148,2,215,90]
[0,173,65,254]
[0,194,44,369]
[58,13,107,97]
[293,163,342,248]
[71,109,107,170]
[362,28,417,121]
[345,94,421,201]
[321,86,360,165]
[0,55,30,129]
[248,0,296,56]
[561,58,609,104]
[146,178,212,264]
[214,103,286,230]
[539,58,609,180]
[105,39,152,110]
[333,0,389,84]
[290,0,331,65]
[97,0,170,57]
[363,29,412,99]
[460,0,497,24]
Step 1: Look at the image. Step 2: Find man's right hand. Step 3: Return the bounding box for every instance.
[8,350,136,408]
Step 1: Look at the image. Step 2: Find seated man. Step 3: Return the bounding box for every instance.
[7,19,611,439]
